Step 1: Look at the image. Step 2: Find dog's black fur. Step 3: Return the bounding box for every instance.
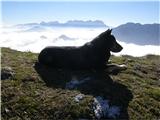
[38,29,123,69]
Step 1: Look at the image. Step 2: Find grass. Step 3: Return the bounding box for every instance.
[1,47,160,120]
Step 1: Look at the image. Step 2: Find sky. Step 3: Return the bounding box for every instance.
[1,1,159,27]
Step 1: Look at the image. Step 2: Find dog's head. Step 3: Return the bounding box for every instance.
[101,29,123,52]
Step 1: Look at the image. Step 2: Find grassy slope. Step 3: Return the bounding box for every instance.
[1,47,160,120]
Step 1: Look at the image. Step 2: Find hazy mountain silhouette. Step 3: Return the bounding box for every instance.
[56,35,76,41]
[25,26,46,32]
[15,21,159,45]
[17,20,107,28]
[113,23,160,45]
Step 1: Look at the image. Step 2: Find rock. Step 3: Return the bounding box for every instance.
[133,64,141,71]
[93,96,109,119]
[1,67,15,80]
[4,108,10,113]
[74,94,84,102]
[106,64,127,75]
[92,96,120,119]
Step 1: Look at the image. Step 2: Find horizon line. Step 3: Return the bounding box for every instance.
[2,20,159,28]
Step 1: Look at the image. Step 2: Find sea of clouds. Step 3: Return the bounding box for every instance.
[1,25,160,57]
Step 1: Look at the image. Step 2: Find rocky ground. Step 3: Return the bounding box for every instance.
[1,47,160,120]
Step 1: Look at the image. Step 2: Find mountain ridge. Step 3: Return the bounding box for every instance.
[113,22,160,45]
[15,21,160,45]
[16,20,107,28]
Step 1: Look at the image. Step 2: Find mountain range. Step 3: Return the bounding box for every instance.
[113,23,160,45]
[17,20,107,28]
[15,20,160,45]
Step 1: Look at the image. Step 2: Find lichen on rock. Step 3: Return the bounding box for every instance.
[1,66,15,80]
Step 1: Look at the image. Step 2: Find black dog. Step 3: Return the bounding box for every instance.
[38,29,123,69]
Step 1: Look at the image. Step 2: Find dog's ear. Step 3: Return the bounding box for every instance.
[110,29,112,33]
[108,29,112,34]
[106,29,112,35]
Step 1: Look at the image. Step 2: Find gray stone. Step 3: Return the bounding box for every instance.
[74,94,84,102]
[1,67,15,80]
[92,96,120,119]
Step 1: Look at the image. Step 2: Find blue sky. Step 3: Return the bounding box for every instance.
[1,1,159,27]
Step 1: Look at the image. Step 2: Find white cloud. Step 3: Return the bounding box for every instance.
[0,26,160,57]
[112,41,160,57]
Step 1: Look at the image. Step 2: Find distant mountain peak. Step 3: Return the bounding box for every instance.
[16,20,107,28]
[56,34,76,41]
[113,23,160,45]
[65,20,107,27]
[125,22,141,25]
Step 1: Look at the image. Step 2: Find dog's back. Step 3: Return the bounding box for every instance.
[38,46,85,68]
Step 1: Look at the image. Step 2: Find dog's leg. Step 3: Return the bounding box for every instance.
[105,64,127,75]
